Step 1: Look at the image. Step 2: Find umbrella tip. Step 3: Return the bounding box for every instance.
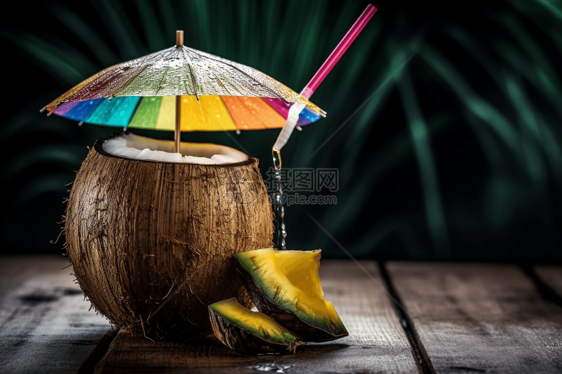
[176,30,184,47]
[39,106,46,113]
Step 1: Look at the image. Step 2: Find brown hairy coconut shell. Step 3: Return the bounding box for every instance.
[64,133,273,340]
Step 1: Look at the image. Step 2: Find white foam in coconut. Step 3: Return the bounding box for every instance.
[103,133,247,164]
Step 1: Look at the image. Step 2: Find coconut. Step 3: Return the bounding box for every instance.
[64,133,274,340]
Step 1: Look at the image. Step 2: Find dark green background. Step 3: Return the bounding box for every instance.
[1,0,561,260]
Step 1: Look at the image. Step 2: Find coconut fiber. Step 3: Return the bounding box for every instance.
[64,137,274,340]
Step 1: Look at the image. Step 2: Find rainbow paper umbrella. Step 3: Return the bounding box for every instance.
[43,4,377,154]
[43,31,325,151]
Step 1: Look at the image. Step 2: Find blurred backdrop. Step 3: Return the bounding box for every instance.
[1,0,561,260]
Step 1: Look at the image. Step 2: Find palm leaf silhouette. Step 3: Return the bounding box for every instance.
[1,0,561,259]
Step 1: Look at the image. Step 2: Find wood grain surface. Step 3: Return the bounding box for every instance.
[5,258,561,374]
[93,261,417,373]
[387,262,562,374]
[534,265,562,299]
[0,256,113,374]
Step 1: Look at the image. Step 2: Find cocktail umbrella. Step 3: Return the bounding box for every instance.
[43,31,325,153]
[43,4,377,155]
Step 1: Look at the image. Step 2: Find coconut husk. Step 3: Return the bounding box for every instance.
[64,135,274,340]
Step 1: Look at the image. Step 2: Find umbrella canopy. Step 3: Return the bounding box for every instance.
[43,36,325,133]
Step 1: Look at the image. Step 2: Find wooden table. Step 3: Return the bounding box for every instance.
[1,257,561,373]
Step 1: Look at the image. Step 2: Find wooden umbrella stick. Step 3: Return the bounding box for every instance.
[175,95,181,153]
[176,30,184,47]
[174,30,184,154]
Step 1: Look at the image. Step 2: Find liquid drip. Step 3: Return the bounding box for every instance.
[272,149,286,250]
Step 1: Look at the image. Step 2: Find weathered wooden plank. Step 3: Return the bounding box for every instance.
[534,265,562,299]
[0,256,114,374]
[94,261,417,373]
[387,262,562,374]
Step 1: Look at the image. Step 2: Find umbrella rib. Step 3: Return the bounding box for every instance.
[184,48,242,97]
[181,48,199,98]
[212,75,237,96]
[183,48,235,96]
[48,64,116,108]
[127,48,177,97]
[209,67,245,96]
[69,48,172,102]
[121,47,177,97]
[188,49,282,99]
[189,48,323,116]
[188,66,199,98]
[153,48,181,96]
[101,49,168,98]
[153,66,173,97]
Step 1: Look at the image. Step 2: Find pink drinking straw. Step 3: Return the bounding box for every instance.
[300,4,377,100]
[273,4,377,152]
